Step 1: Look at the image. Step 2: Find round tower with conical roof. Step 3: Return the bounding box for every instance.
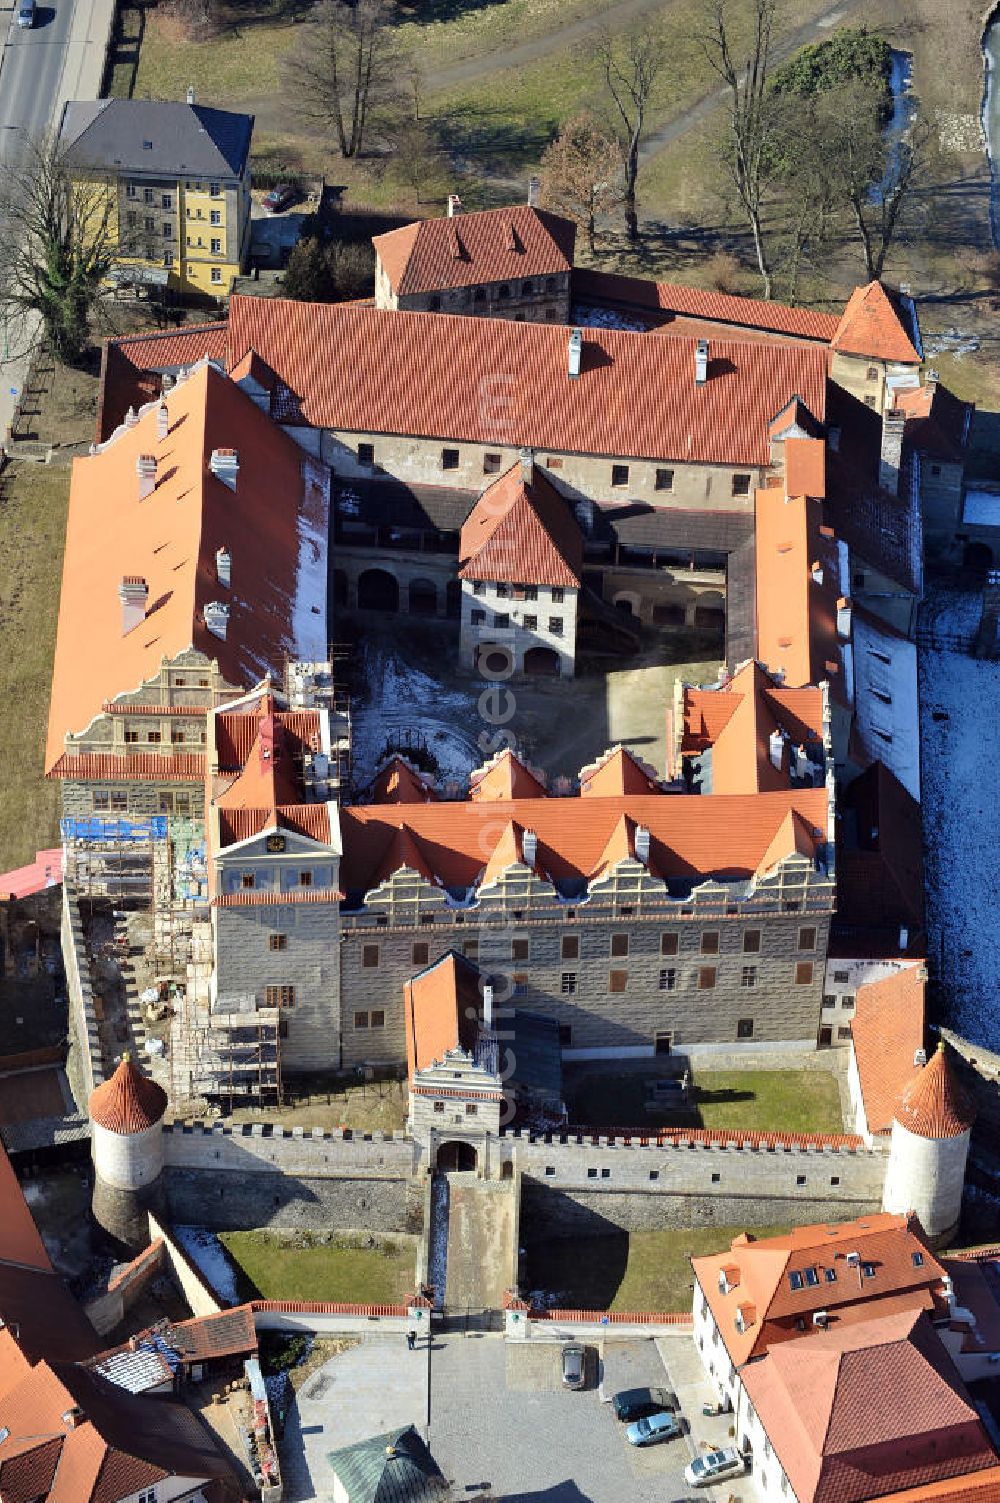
[881,1042,975,1247]
[88,1054,168,1251]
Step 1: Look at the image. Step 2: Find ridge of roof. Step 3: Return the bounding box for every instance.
[458,464,583,588]
[374,205,576,296]
[468,747,547,801]
[831,281,922,364]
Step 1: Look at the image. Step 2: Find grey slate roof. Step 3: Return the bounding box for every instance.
[59,99,253,178]
[327,1425,445,1503]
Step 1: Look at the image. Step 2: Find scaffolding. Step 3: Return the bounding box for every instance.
[284,650,352,797]
[61,817,163,904]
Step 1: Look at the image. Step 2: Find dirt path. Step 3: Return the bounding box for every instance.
[444,1176,515,1311]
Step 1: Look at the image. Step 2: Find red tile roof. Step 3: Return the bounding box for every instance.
[214,701,321,768]
[47,361,320,773]
[340,788,827,894]
[682,661,825,794]
[0,1140,52,1271]
[211,887,344,906]
[371,756,438,804]
[692,1212,945,1367]
[785,435,827,498]
[875,1468,1000,1503]
[458,463,583,587]
[850,967,927,1134]
[88,1056,167,1134]
[97,324,228,441]
[895,382,974,463]
[215,714,305,811]
[578,746,663,797]
[896,1045,976,1140]
[227,295,829,467]
[831,281,922,364]
[572,268,840,342]
[403,951,482,1079]
[217,804,332,847]
[374,205,576,296]
[755,486,841,690]
[48,754,206,782]
[741,1308,995,1503]
[468,748,547,801]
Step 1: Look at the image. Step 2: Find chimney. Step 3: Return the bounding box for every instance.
[215,545,231,587]
[209,448,239,490]
[522,829,538,868]
[812,1311,829,1329]
[447,194,463,217]
[520,448,534,485]
[204,601,230,640]
[926,367,940,393]
[879,408,906,496]
[695,339,709,385]
[836,596,852,639]
[156,399,169,441]
[527,175,541,208]
[119,576,148,635]
[136,453,157,500]
[567,327,582,380]
[186,84,195,105]
[810,560,824,586]
[482,982,494,1032]
[61,1408,84,1431]
[914,1047,927,1067]
[769,728,783,771]
[634,825,651,865]
[124,405,138,429]
[795,745,810,781]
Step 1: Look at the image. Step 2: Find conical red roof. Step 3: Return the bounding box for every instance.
[88,1054,168,1134]
[894,1043,975,1139]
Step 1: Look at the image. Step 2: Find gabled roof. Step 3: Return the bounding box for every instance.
[578,746,663,797]
[373,205,576,296]
[88,1055,167,1135]
[227,295,830,467]
[895,381,974,463]
[850,967,926,1135]
[741,1308,995,1503]
[403,952,483,1079]
[59,99,253,179]
[480,818,536,887]
[895,1045,976,1140]
[47,361,327,772]
[458,464,583,587]
[326,1423,444,1503]
[370,756,438,804]
[468,748,547,801]
[754,486,842,690]
[831,281,922,364]
[369,823,437,888]
[572,268,840,342]
[682,661,825,795]
[214,713,304,811]
[97,324,229,441]
[785,436,826,499]
[691,1212,946,1368]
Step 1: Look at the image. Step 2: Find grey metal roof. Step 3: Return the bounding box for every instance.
[59,99,253,178]
[327,1426,443,1503]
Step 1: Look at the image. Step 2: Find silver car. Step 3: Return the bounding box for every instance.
[561,1343,587,1389]
[16,0,36,27]
[626,1411,683,1447]
[684,1447,746,1487]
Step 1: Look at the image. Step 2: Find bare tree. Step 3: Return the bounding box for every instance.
[287,0,399,159]
[698,0,776,299]
[0,134,121,367]
[539,112,624,255]
[597,23,666,242]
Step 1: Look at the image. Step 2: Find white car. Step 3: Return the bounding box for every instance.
[684,1446,746,1487]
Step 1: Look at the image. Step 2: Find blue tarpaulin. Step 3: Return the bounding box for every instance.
[60,817,168,842]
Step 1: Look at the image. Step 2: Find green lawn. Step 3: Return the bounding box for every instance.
[225,1074,409,1134]
[526,1224,789,1312]
[563,1067,845,1135]
[219,1229,416,1304]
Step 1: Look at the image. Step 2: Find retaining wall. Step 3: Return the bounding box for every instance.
[61,884,103,1100]
[161,1123,420,1232]
[149,1211,224,1316]
[85,1237,167,1335]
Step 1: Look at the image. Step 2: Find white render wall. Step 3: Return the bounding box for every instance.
[882,1119,970,1244]
[459,579,578,676]
[92,1117,164,1191]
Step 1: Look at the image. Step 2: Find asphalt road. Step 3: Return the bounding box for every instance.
[0,0,81,164]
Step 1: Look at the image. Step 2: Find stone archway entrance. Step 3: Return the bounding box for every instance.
[358,568,400,612]
[523,646,560,676]
[436,1140,478,1172]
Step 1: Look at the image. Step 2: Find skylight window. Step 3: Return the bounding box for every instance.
[912,1251,924,1267]
[804,1266,820,1287]
[862,1262,876,1278]
[788,1270,804,1292]
[824,1267,837,1283]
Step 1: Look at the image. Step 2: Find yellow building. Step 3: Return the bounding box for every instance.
[58,96,254,299]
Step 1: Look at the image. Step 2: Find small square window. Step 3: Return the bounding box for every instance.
[789,1270,804,1291]
[659,967,676,991]
[804,1266,820,1287]
[267,985,295,1008]
[524,614,538,630]
[867,365,879,381]
[587,1167,598,1179]
[912,1251,924,1267]
[465,1102,478,1116]
[737,1017,754,1038]
[837,1025,853,1041]
[649,1170,659,1181]
[210,182,221,196]
[600,1167,611,1179]
[299,870,313,887]
[545,1165,555,1176]
[699,967,717,990]
[610,933,629,957]
[354,1011,369,1030]
[609,969,628,993]
[701,930,720,955]
[358,442,375,465]
[210,267,222,284]
[732,473,751,496]
[611,463,629,487]
[111,792,129,811]
[655,467,674,492]
[711,1172,721,1184]
[796,1175,807,1186]
[524,585,538,601]
[433,1100,444,1113]
[370,1010,385,1028]
[661,932,679,956]
[413,942,429,966]
[561,972,577,995]
[825,1265,837,1280]
[210,209,222,225]
[549,617,563,636]
[551,587,565,604]
[269,934,287,951]
[362,944,379,969]
[513,973,528,997]
[795,962,814,985]
[483,452,502,474]
[241,873,255,890]
[512,938,529,961]
[471,610,486,626]
[495,612,510,629]
[841,996,856,1010]
[798,926,817,951]
[562,935,579,960]
[741,966,757,989]
[442,447,460,470]
[743,929,761,953]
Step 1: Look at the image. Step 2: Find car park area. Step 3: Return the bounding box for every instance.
[279,1331,756,1503]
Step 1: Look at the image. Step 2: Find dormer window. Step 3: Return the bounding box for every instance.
[912,1251,924,1267]
[788,1270,804,1292]
[824,1267,837,1283]
[862,1261,876,1278]
[804,1266,819,1287]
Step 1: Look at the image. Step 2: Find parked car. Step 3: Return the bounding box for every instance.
[684,1447,746,1487]
[561,1343,587,1389]
[613,1386,679,1422]
[16,0,36,28]
[626,1411,683,1448]
[262,184,296,214]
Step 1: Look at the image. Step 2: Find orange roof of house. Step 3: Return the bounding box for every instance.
[895,1045,976,1140]
[579,746,663,797]
[47,753,206,782]
[741,1308,995,1503]
[875,1467,1000,1503]
[213,698,320,769]
[572,268,841,342]
[755,486,841,689]
[403,951,483,1079]
[339,788,827,895]
[468,748,547,801]
[785,435,826,498]
[97,323,228,440]
[894,381,973,464]
[458,463,583,587]
[46,361,323,773]
[682,661,824,794]
[371,756,438,804]
[373,204,576,296]
[227,296,830,467]
[214,714,303,811]
[831,281,921,364]
[0,1141,52,1272]
[850,967,926,1134]
[691,1212,945,1368]
[216,804,332,848]
[88,1056,167,1134]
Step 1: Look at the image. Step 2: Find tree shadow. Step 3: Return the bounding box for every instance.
[397,0,508,26]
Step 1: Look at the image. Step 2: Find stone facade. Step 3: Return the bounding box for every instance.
[459,579,578,677]
[374,254,572,325]
[881,1118,970,1247]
